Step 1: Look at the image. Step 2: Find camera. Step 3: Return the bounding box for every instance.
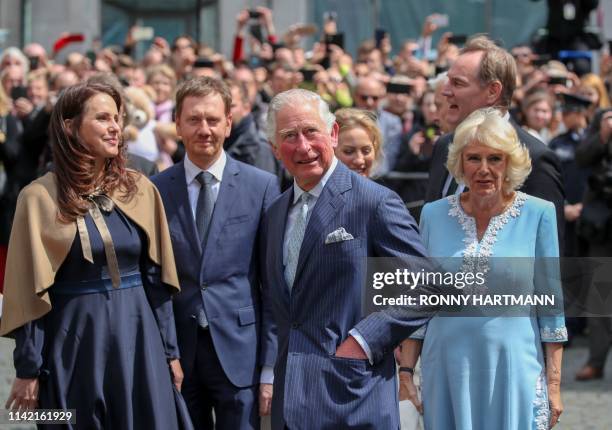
[10,86,28,100]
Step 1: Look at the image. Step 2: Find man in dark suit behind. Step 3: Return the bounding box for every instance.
[261,89,437,429]
[425,35,565,245]
[224,80,278,176]
[152,77,279,429]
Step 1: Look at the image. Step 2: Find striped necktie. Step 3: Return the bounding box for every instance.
[284,192,312,291]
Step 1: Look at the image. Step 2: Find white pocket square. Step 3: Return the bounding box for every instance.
[325,227,354,244]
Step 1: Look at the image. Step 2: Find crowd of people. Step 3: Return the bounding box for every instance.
[0,5,611,430]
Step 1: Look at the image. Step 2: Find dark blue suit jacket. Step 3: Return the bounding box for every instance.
[152,155,279,387]
[261,162,435,429]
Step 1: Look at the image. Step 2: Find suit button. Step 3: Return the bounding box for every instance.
[201,283,207,291]
[291,323,300,329]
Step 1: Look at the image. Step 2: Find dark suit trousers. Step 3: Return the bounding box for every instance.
[182,328,259,430]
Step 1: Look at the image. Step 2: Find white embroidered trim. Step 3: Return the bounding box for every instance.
[540,326,569,342]
[448,192,528,278]
[533,370,550,430]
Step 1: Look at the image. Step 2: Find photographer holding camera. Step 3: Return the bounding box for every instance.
[574,107,612,381]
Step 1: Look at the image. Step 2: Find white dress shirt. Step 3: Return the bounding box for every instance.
[184,151,226,219]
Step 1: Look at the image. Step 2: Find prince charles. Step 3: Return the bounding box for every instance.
[261,89,437,429]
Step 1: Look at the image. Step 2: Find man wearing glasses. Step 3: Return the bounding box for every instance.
[354,76,402,177]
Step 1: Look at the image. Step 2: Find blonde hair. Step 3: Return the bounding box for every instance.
[447,107,531,193]
[521,89,554,114]
[580,73,611,108]
[0,78,9,116]
[0,47,29,75]
[146,64,177,88]
[26,69,49,86]
[335,108,383,161]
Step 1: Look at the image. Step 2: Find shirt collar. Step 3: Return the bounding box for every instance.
[184,150,227,185]
[292,157,338,204]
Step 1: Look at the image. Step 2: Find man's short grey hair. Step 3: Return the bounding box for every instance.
[428,72,448,91]
[266,89,336,146]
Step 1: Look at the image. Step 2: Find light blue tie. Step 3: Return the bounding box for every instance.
[284,193,312,290]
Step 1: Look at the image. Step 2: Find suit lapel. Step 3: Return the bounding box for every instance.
[294,163,352,284]
[169,162,202,257]
[436,134,453,197]
[201,156,240,264]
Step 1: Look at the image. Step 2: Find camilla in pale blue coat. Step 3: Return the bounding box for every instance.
[400,108,567,430]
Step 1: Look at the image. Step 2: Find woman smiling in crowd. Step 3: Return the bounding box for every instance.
[334,107,382,177]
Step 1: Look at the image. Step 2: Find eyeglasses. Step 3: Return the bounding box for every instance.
[358,94,381,102]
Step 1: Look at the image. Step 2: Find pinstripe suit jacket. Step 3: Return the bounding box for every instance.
[261,162,434,430]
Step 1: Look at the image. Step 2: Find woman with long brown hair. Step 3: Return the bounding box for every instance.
[1,82,191,429]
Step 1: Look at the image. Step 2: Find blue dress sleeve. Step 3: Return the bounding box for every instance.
[140,257,180,360]
[534,201,568,342]
[12,319,45,378]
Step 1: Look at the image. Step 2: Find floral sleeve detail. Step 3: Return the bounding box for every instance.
[533,370,550,430]
[539,325,568,342]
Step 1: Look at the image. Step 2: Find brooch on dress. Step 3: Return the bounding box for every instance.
[84,189,115,213]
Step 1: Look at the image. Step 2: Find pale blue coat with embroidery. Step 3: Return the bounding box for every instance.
[414,192,567,430]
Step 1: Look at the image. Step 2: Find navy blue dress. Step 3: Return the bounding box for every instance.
[13,207,188,430]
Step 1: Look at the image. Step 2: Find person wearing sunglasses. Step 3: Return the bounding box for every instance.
[354,76,402,178]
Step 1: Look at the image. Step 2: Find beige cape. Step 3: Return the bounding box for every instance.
[0,171,179,336]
